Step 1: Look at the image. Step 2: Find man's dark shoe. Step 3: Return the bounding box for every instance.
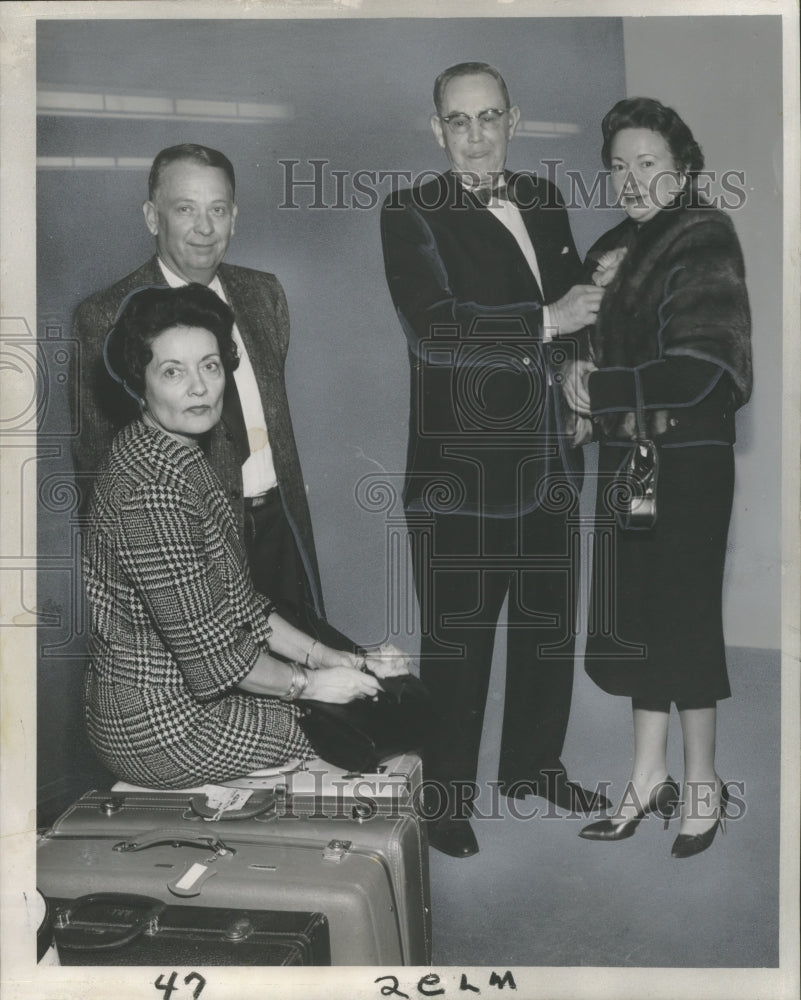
[539,769,611,813]
[427,816,479,858]
[501,763,611,814]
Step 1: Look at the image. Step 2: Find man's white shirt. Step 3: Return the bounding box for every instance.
[481,191,555,342]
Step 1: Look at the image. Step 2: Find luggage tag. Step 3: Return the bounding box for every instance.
[110,829,235,899]
[200,787,253,822]
[167,786,278,898]
[189,786,277,822]
[163,827,233,898]
[167,859,225,898]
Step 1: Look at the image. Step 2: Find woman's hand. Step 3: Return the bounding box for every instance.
[307,641,411,678]
[302,663,382,704]
[309,642,363,672]
[561,360,596,417]
[361,643,412,679]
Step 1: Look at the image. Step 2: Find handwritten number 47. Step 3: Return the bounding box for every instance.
[154,972,207,999]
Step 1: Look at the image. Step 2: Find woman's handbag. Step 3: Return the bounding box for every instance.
[617,438,659,530]
[297,671,433,773]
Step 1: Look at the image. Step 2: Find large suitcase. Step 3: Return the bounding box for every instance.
[110,753,424,821]
[37,784,431,966]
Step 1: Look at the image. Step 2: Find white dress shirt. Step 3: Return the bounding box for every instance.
[482,191,555,342]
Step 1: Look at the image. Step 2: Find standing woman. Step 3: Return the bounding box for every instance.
[563,97,752,858]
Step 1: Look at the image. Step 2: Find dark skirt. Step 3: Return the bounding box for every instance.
[585,443,734,704]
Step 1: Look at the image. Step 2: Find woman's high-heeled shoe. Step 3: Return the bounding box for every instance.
[670,782,730,859]
[578,777,680,841]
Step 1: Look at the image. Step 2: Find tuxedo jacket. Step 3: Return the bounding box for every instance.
[71,256,324,616]
[380,170,585,517]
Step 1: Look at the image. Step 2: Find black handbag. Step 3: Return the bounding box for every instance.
[617,438,659,530]
[297,671,433,773]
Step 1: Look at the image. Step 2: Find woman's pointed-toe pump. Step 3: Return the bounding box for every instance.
[579,777,680,842]
[670,783,730,859]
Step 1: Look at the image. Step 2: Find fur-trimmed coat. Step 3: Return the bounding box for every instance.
[586,196,752,443]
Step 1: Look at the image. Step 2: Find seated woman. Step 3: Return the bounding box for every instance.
[83,283,408,788]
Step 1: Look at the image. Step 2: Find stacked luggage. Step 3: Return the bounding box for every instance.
[37,754,430,966]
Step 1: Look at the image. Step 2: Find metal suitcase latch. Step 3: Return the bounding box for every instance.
[53,893,166,952]
[322,839,352,863]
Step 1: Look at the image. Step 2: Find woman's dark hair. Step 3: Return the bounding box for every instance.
[105,283,238,402]
[601,97,704,175]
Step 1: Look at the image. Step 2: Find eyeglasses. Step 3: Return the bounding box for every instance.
[439,108,509,134]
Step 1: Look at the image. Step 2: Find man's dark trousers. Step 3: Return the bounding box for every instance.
[409,490,578,817]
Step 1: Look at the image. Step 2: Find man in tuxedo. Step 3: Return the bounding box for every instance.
[72,143,324,627]
[380,62,608,856]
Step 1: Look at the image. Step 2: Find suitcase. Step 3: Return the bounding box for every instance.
[111,753,424,821]
[37,784,431,966]
[231,752,424,820]
[50,893,330,966]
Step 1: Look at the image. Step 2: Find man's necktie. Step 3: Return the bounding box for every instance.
[221,376,250,465]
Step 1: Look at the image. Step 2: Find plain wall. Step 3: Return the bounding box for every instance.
[623,16,783,651]
[36,16,627,819]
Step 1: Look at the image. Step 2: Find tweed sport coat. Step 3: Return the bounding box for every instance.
[71,256,324,616]
[380,170,585,518]
[83,420,314,787]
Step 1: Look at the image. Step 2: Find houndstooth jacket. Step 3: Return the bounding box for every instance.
[83,420,313,788]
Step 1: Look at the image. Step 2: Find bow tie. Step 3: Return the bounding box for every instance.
[471,184,513,207]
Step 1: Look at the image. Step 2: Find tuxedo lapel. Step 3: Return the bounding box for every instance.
[456,171,553,302]
[512,173,566,303]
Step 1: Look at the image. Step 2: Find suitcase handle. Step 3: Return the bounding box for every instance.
[53,893,166,952]
[112,829,234,856]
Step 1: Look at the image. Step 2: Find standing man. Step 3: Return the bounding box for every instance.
[72,143,323,628]
[380,63,608,856]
